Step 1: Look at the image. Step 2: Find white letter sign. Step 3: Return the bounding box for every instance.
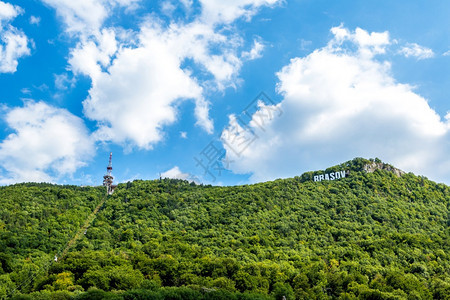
[313,171,348,182]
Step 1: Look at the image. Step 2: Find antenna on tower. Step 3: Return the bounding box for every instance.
[103,152,117,195]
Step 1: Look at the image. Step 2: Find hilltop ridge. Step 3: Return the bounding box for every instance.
[363,160,405,177]
[297,157,407,183]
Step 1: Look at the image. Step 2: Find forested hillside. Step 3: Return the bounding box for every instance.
[1,158,450,299]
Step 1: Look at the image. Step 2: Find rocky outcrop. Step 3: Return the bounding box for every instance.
[363,162,405,177]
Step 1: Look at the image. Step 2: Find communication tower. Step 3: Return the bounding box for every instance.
[103,152,117,195]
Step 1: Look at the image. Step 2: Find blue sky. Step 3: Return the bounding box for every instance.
[1,0,450,186]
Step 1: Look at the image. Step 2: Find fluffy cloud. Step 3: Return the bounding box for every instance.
[330,25,389,58]
[399,42,434,59]
[54,73,75,91]
[29,15,40,25]
[161,166,200,183]
[63,1,279,150]
[41,0,105,34]
[69,28,117,80]
[0,1,30,73]
[222,26,450,183]
[0,0,20,21]
[0,102,94,184]
[41,0,139,35]
[161,166,190,180]
[81,24,207,149]
[199,0,281,24]
[242,38,265,60]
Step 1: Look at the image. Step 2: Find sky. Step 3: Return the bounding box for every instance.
[1,0,450,186]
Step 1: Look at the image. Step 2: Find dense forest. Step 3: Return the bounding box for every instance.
[1,158,449,299]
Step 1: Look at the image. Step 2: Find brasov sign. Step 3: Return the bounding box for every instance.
[314,171,347,182]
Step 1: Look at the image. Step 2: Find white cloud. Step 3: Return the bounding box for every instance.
[41,0,105,35]
[222,26,450,183]
[299,39,312,51]
[161,166,190,180]
[21,87,31,95]
[64,1,279,150]
[69,28,118,80]
[0,1,30,73]
[40,0,139,35]
[199,0,282,24]
[168,21,245,89]
[38,0,280,151]
[443,50,450,56]
[82,25,207,149]
[180,131,188,139]
[0,101,94,184]
[40,0,141,38]
[0,1,22,22]
[161,166,200,183]
[399,42,434,59]
[54,73,75,90]
[330,25,389,58]
[180,0,194,9]
[161,1,176,16]
[242,38,265,60]
[0,27,30,72]
[29,15,40,25]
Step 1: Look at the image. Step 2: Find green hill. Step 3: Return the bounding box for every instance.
[1,158,450,299]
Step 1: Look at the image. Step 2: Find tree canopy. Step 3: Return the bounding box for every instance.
[1,158,449,299]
